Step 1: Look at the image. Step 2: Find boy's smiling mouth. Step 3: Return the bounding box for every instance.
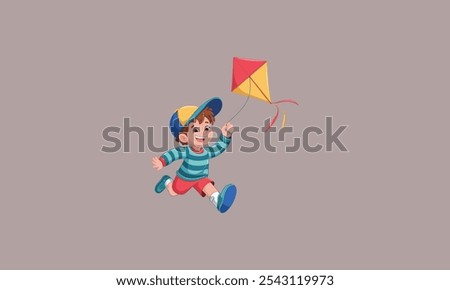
[195,135,205,143]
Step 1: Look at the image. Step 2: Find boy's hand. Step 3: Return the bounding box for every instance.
[152,156,163,171]
[221,122,234,137]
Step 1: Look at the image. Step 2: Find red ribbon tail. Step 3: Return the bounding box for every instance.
[263,98,299,131]
[264,105,280,132]
[271,98,299,106]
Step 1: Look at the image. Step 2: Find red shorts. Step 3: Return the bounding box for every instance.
[172,176,214,197]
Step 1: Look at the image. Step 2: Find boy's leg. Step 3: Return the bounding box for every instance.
[155,175,172,194]
[155,175,184,196]
[202,182,221,208]
[201,181,237,213]
[202,182,219,197]
[165,181,178,196]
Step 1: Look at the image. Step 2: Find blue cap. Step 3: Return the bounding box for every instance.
[169,97,222,138]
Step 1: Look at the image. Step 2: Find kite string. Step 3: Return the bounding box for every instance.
[227,96,249,123]
[227,78,251,123]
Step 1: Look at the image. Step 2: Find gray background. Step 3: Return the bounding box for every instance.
[1,1,449,269]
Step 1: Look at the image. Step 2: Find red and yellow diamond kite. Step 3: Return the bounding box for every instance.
[231,57,299,130]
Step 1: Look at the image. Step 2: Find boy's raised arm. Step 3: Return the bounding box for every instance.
[206,134,231,158]
[206,122,234,158]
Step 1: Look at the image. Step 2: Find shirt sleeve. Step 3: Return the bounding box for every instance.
[160,146,187,166]
[205,134,232,158]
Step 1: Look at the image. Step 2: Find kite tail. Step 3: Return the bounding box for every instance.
[264,99,299,132]
[264,104,280,132]
[281,112,287,128]
[271,98,299,106]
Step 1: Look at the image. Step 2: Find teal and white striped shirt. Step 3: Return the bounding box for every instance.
[160,134,231,181]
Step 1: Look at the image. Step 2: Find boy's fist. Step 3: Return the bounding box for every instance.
[222,122,234,137]
[152,156,163,171]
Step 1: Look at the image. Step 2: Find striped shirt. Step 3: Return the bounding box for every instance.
[159,134,231,181]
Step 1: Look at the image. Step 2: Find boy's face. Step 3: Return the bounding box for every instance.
[180,117,214,148]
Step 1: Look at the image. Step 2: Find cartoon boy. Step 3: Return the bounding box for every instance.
[152,97,237,213]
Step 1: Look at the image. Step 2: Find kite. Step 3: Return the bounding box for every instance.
[230,57,299,130]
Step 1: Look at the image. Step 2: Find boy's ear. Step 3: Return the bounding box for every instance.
[178,133,188,144]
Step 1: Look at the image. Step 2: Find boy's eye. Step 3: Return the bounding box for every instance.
[205,126,210,131]
[193,127,200,133]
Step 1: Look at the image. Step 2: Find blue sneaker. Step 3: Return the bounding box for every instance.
[217,184,237,213]
[155,175,171,194]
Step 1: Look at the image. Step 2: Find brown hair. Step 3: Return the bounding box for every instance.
[176,107,215,144]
